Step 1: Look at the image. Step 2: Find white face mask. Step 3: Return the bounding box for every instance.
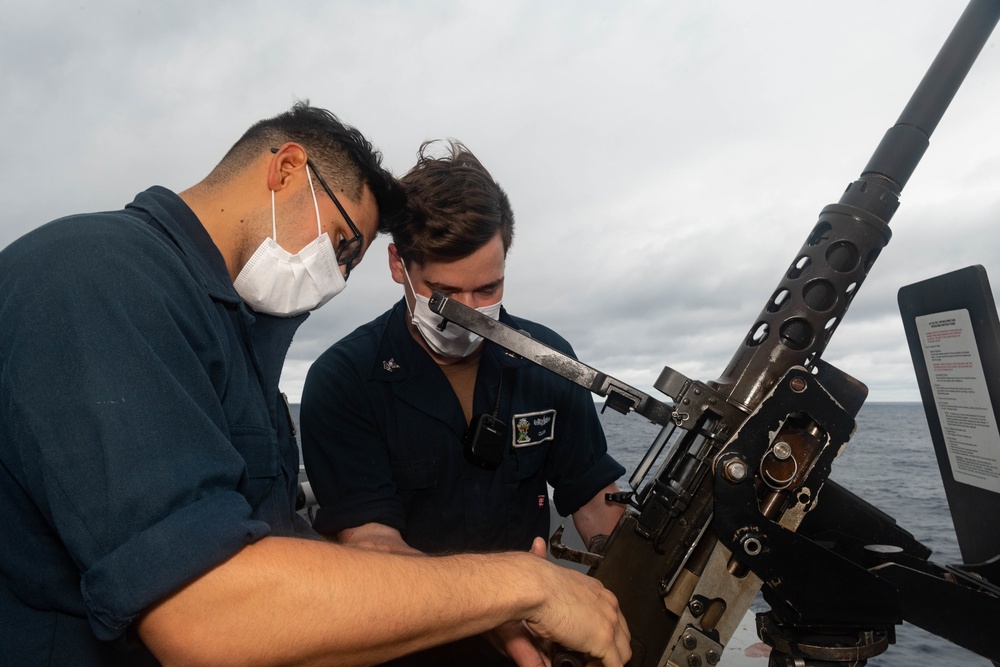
[234,166,347,317]
[403,264,502,358]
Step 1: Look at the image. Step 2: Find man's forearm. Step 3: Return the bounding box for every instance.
[573,482,627,551]
[139,536,541,666]
[138,534,630,667]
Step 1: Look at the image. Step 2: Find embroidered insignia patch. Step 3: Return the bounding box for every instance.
[512,409,556,448]
[537,495,546,508]
[383,358,400,372]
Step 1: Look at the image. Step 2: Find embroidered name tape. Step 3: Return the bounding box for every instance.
[512,409,556,448]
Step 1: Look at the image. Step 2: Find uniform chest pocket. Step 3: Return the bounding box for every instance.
[230,425,280,510]
[503,444,547,483]
[230,425,279,477]
[390,458,439,491]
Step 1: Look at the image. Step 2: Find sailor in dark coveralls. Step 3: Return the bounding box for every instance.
[302,140,627,666]
[0,108,631,667]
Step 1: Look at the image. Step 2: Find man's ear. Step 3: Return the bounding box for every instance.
[267,143,308,192]
[387,243,405,285]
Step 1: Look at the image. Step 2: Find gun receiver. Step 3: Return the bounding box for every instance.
[431,1,1000,664]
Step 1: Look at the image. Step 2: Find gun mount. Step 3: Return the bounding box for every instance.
[431,1,1000,665]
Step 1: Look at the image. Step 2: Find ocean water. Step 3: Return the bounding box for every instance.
[597,401,990,666]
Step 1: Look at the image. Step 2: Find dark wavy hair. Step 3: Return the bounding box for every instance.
[392,140,514,265]
[210,101,405,233]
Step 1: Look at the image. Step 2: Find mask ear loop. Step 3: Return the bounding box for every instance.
[402,262,449,332]
[270,190,278,241]
[401,263,417,322]
[304,164,322,237]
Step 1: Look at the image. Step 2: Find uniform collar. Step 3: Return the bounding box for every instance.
[126,187,308,398]
[125,186,241,304]
[369,299,526,435]
[370,299,439,383]
[371,299,529,381]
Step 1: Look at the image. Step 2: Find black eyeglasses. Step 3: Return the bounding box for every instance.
[271,147,363,280]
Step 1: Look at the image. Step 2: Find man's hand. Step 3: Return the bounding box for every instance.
[518,539,631,667]
[337,522,422,555]
[490,620,551,667]
[488,538,553,667]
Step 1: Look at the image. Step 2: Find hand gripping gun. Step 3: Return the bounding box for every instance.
[431,2,1000,665]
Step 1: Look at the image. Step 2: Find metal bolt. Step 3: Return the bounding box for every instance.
[789,377,808,393]
[742,535,762,556]
[724,458,747,483]
[772,441,792,460]
[689,599,705,616]
[706,649,721,665]
[688,655,703,667]
[682,633,698,650]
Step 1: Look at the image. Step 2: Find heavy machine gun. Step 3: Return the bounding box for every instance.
[429,1,1000,664]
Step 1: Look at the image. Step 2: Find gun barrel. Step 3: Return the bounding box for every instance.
[864,0,1000,193]
[714,0,1000,410]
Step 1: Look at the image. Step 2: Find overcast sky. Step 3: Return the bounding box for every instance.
[3,1,999,404]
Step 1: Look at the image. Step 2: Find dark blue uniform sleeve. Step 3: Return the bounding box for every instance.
[547,383,626,516]
[521,327,626,517]
[301,341,406,537]
[0,220,269,641]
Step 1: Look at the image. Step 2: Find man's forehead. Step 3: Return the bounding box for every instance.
[405,230,506,288]
[422,274,504,291]
[356,185,380,246]
[416,258,505,290]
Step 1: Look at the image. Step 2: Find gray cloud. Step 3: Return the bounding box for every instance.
[3,0,998,403]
